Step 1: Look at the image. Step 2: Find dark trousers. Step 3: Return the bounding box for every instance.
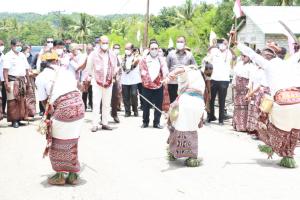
[168,84,178,104]
[142,86,163,125]
[111,81,120,117]
[209,80,229,123]
[39,101,45,113]
[122,84,138,115]
[82,85,93,110]
[1,81,7,113]
[137,83,144,109]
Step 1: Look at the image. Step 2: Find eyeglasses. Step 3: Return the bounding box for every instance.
[47,41,53,43]
[150,48,158,50]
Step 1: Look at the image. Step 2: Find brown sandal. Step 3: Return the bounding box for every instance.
[48,172,65,186]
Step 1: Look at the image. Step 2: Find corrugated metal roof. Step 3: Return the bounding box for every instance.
[241,6,300,34]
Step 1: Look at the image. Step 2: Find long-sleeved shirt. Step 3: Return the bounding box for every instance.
[237,43,300,96]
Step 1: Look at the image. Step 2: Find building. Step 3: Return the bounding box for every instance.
[237,6,300,52]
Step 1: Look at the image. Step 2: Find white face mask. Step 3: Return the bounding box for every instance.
[0,46,4,52]
[176,42,185,50]
[26,53,30,58]
[15,46,22,53]
[47,43,53,49]
[101,44,109,51]
[150,50,158,57]
[125,50,132,56]
[113,49,120,55]
[76,50,81,55]
[56,49,64,56]
[219,44,227,51]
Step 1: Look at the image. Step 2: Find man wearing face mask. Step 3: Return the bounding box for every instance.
[166,36,196,104]
[0,40,5,120]
[120,43,141,117]
[87,35,118,132]
[81,44,94,111]
[68,43,86,81]
[139,41,168,128]
[3,39,30,128]
[52,40,69,68]
[36,38,54,72]
[206,39,234,125]
[110,44,122,123]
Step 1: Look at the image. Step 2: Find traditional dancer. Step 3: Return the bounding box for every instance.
[245,63,269,137]
[35,52,85,185]
[165,65,206,167]
[237,42,300,168]
[232,54,254,132]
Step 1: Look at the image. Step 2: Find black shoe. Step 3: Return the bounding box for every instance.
[219,122,224,126]
[208,116,217,123]
[141,123,149,128]
[134,112,139,117]
[113,116,120,123]
[12,122,19,128]
[18,122,26,126]
[153,124,164,129]
[125,113,131,117]
[39,112,44,116]
[224,115,232,120]
[102,125,113,130]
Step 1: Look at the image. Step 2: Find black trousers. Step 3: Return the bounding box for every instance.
[39,102,45,113]
[111,81,120,117]
[1,81,7,113]
[122,84,138,115]
[168,84,178,104]
[82,85,93,110]
[209,80,229,123]
[137,83,144,109]
[142,86,163,125]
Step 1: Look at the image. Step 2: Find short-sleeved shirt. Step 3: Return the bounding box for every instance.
[35,67,78,104]
[166,50,196,84]
[0,53,4,81]
[208,48,232,82]
[3,50,30,77]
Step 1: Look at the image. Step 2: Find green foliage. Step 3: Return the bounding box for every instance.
[1,1,299,63]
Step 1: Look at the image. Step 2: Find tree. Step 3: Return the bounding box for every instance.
[71,13,94,44]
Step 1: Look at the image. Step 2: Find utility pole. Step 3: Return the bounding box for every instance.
[143,0,150,49]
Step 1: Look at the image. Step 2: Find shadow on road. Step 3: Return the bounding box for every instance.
[40,174,87,188]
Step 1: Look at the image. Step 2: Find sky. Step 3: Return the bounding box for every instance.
[0,0,220,15]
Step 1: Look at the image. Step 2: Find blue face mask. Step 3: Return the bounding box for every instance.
[15,46,22,52]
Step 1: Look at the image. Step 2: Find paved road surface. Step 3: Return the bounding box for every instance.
[0,110,300,200]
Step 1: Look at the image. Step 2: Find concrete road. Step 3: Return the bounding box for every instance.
[0,110,300,200]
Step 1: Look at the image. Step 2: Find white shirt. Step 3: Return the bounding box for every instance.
[121,55,141,85]
[86,50,111,86]
[208,48,232,81]
[3,50,30,77]
[146,55,161,82]
[232,61,254,85]
[248,66,268,90]
[35,66,78,104]
[238,43,300,96]
[0,53,4,81]
[68,52,87,80]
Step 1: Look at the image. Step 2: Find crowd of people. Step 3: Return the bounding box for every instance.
[0,32,299,185]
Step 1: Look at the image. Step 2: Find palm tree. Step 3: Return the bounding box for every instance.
[175,0,195,24]
[71,13,94,44]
